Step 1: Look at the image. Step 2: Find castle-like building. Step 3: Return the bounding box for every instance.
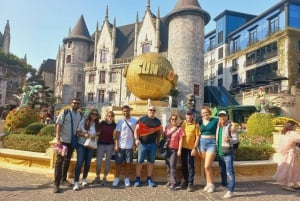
[0,20,10,54]
[55,0,300,120]
[55,0,209,109]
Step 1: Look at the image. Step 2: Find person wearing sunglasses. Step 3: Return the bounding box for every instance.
[53,98,83,193]
[73,109,100,191]
[133,105,163,187]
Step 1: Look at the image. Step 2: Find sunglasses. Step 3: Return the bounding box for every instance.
[149,109,156,112]
[91,113,98,116]
[72,102,80,105]
[171,118,177,121]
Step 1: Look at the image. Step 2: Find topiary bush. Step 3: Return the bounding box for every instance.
[22,122,45,135]
[4,107,40,132]
[39,124,55,136]
[2,134,53,152]
[246,113,275,137]
[234,146,275,161]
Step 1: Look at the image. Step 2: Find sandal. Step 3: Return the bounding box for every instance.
[282,185,296,192]
[293,185,300,189]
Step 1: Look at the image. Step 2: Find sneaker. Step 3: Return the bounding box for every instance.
[187,183,193,192]
[168,184,176,191]
[203,185,208,192]
[101,177,107,186]
[134,178,141,187]
[147,178,157,187]
[206,184,215,193]
[53,186,60,193]
[81,178,88,186]
[180,181,188,189]
[61,179,72,187]
[165,182,171,187]
[223,191,234,199]
[73,182,79,191]
[92,177,100,184]
[124,178,131,187]
[112,177,120,187]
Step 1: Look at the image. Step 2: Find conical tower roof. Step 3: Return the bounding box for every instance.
[63,15,92,42]
[167,0,210,25]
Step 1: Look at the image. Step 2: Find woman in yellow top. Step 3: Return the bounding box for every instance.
[180,110,200,192]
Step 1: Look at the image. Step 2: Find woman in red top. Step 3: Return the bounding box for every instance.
[164,114,184,190]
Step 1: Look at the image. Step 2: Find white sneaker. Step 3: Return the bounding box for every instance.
[203,185,208,192]
[224,191,234,199]
[206,184,215,193]
[81,178,88,186]
[73,182,79,191]
[112,177,120,187]
[124,177,131,187]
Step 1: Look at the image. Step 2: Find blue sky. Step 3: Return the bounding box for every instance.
[1,0,279,69]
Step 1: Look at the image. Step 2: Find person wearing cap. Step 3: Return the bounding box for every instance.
[199,106,219,193]
[134,105,163,187]
[216,110,238,199]
[180,109,200,192]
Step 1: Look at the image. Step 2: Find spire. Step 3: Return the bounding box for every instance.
[136,11,139,23]
[167,0,210,25]
[65,15,92,42]
[2,20,10,54]
[105,5,109,21]
[146,0,150,11]
[157,7,160,18]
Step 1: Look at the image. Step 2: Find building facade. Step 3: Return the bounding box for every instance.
[204,0,300,119]
[55,0,209,109]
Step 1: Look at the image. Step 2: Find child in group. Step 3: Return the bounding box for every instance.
[273,120,300,192]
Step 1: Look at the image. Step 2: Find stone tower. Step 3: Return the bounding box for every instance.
[0,20,10,54]
[55,15,93,104]
[167,0,210,108]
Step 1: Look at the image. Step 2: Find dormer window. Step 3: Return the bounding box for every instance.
[142,42,151,53]
[67,41,72,48]
[100,49,108,63]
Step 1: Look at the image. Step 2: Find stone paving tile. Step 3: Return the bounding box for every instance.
[1,168,300,201]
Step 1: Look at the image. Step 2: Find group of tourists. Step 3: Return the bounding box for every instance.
[52,98,240,199]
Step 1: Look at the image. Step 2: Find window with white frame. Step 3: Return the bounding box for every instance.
[98,90,105,103]
[100,49,108,63]
[99,71,105,84]
[88,93,94,102]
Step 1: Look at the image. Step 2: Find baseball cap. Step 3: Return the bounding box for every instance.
[218,110,227,116]
[186,109,193,115]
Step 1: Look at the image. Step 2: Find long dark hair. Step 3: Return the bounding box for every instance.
[281,120,297,135]
[84,109,100,132]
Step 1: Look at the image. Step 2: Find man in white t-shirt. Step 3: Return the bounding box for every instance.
[112,105,137,187]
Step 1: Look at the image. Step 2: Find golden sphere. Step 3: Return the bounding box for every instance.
[125,52,177,100]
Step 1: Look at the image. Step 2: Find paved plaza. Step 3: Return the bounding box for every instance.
[1,167,300,201]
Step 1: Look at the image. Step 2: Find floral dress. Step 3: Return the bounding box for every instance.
[273,131,300,184]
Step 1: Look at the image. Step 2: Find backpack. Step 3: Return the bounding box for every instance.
[228,124,240,150]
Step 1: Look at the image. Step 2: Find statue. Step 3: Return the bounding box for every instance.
[179,93,202,123]
[14,82,43,107]
[255,87,268,113]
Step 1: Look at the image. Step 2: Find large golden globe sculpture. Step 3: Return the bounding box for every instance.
[124,52,178,100]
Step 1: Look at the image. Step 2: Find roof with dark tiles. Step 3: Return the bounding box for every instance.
[64,15,92,42]
[39,59,56,73]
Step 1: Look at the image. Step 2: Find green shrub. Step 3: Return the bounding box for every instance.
[39,124,55,136]
[272,116,300,126]
[234,146,275,161]
[246,113,275,137]
[2,134,53,153]
[22,122,45,135]
[4,107,40,132]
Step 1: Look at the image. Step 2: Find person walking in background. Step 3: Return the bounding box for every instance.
[216,110,238,199]
[92,111,116,185]
[164,114,184,191]
[53,98,82,193]
[273,120,300,192]
[73,109,100,191]
[134,105,163,187]
[180,109,200,192]
[199,106,218,193]
[112,105,137,187]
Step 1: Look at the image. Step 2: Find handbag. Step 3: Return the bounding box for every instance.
[158,127,179,158]
[84,137,97,149]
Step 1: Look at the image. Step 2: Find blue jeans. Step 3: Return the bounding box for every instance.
[199,138,217,153]
[137,142,156,164]
[218,153,235,192]
[74,143,94,182]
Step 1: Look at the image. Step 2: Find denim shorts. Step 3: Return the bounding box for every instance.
[115,148,133,164]
[199,138,217,153]
[137,142,156,164]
